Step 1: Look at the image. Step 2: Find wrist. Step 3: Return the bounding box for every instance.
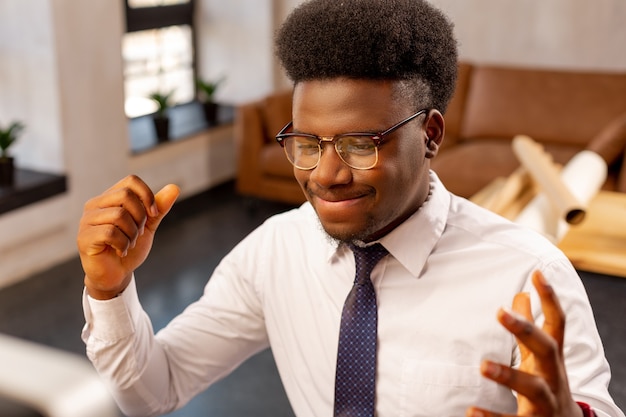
[84,274,131,300]
[85,287,123,300]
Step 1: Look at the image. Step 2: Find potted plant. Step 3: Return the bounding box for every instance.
[196,76,225,125]
[149,90,174,142]
[0,120,25,186]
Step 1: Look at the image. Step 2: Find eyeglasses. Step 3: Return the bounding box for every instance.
[275,109,428,170]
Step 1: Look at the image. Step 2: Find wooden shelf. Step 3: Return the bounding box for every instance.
[129,101,235,154]
[0,169,67,215]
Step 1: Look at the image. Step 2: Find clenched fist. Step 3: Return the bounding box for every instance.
[77,175,180,300]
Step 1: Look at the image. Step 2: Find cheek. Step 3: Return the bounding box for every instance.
[374,147,426,203]
[398,134,427,161]
[381,143,424,182]
[293,169,309,190]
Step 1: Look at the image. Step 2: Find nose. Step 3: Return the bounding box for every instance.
[309,142,352,187]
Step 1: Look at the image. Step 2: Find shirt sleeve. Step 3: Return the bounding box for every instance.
[535,260,624,417]
[81,276,176,417]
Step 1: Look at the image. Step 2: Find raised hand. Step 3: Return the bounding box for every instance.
[466,271,583,417]
[77,175,180,300]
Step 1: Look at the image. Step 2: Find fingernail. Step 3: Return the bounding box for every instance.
[481,361,500,378]
[540,275,552,289]
[534,270,552,289]
[468,409,485,417]
[500,306,525,326]
[150,203,159,217]
[122,249,128,257]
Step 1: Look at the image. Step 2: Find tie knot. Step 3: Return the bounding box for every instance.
[350,243,388,285]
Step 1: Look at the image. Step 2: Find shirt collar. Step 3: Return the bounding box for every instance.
[379,171,449,278]
[318,171,450,276]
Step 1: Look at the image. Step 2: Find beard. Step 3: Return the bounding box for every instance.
[316,211,381,245]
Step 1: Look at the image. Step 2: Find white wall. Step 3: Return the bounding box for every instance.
[196,0,275,104]
[430,0,626,71]
[0,0,64,173]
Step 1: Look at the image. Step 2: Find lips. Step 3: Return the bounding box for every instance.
[306,187,371,203]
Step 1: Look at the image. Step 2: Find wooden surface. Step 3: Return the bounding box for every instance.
[472,180,626,278]
[558,191,626,277]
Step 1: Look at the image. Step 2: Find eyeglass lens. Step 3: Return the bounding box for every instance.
[283,134,378,170]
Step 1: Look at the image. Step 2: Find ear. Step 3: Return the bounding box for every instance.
[424,109,445,159]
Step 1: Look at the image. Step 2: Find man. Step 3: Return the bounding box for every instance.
[78,0,623,416]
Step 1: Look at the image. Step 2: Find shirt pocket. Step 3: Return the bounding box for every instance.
[399,359,483,417]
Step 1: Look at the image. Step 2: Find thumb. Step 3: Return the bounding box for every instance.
[512,291,532,321]
[512,291,532,361]
[146,184,180,232]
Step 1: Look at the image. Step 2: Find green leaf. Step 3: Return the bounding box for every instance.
[196,76,225,101]
[0,121,25,157]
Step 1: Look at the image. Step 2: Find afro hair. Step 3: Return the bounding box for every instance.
[275,0,458,112]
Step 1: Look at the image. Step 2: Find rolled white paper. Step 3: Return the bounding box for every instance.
[513,150,607,242]
[512,135,585,224]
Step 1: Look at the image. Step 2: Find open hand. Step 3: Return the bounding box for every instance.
[77,175,180,300]
[466,270,583,417]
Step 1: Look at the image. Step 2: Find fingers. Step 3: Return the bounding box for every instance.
[479,360,556,413]
[512,292,532,362]
[101,175,159,217]
[532,270,565,348]
[498,306,560,365]
[146,183,180,232]
[80,219,138,258]
[80,177,151,254]
[512,292,531,321]
[466,405,519,417]
[79,176,179,258]
[84,176,157,229]
[498,271,565,365]
[473,270,573,416]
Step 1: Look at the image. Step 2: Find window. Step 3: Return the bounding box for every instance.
[123,0,196,118]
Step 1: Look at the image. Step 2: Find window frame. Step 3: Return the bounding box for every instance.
[124,0,195,34]
[122,0,198,117]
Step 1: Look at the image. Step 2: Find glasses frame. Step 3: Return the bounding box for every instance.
[275,108,428,170]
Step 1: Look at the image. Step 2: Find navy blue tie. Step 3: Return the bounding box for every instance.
[334,243,388,417]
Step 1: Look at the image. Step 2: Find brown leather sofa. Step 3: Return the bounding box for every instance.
[234,63,626,203]
[432,63,626,197]
[234,89,306,204]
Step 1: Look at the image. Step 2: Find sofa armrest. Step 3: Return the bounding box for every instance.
[586,112,626,165]
[234,102,266,195]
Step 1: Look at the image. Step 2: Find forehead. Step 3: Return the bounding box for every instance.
[292,78,410,131]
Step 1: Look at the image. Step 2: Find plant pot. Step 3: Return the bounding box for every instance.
[153,116,170,142]
[0,156,15,186]
[202,101,219,126]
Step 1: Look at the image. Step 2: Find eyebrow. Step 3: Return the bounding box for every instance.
[290,125,382,136]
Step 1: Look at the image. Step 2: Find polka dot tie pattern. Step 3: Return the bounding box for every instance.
[334,243,389,417]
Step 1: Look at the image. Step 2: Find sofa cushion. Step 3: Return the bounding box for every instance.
[441,62,473,150]
[260,143,295,178]
[460,66,626,147]
[432,140,581,198]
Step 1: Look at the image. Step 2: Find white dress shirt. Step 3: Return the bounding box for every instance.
[82,172,623,417]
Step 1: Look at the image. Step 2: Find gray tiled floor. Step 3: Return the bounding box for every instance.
[0,181,624,416]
